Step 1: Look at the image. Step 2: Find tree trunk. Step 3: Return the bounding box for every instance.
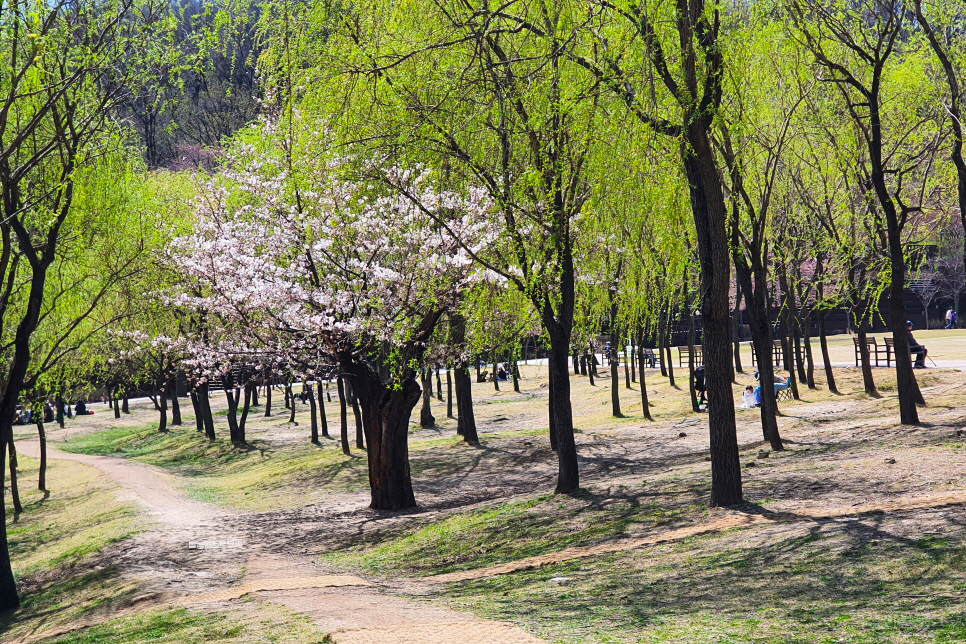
[318,384,330,438]
[7,434,21,514]
[547,336,579,493]
[579,352,587,376]
[200,383,216,441]
[802,312,816,389]
[732,285,744,375]
[223,377,240,442]
[190,390,204,433]
[688,310,700,412]
[264,373,273,417]
[158,385,169,433]
[170,382,182,426]
[56,394,65,428]
[455,363,478,443]
[122,395,129,414]
[588,351,596,386]
[420,368,435,428]
[511,355,521,393]
[337,375,350,455]
[237,382,252,443]
[344,360,419,511]
[113,395,120,419]
[855,310,878,396]
[446,367,454,418]
[287,383,297,424]
[308,384,319,444]
[819,312,838,394]
[793,320,807,386]
[572,351,580,374]
[638,343,653,421]
[350,383,365,449]
[36,420,46,491]
[436,366,443,402]
[630,338,637,383]
[658,311,668,377]
[682,121,743,506]
[492,359,500,391]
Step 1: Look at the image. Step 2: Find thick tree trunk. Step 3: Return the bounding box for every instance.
[122,396,129,414]
[682,124,743,506]
[579,352,587,376]
[545,321,579,493]
[337,375,350,455]
[547,352,559,452]
[344,360,419,511]
[455,363,478,443]
[36,420,46,491]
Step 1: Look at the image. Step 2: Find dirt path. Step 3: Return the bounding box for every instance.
[14,438,544,644]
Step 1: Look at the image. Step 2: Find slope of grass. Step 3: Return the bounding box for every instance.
[320,491,692,576]
[45,604,325,643]
[434,522,966,643]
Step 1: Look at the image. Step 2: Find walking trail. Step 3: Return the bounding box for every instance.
[13,440,544,644]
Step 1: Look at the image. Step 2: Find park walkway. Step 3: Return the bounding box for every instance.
[13,439,544,644]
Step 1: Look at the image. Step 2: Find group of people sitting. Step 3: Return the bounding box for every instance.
[13,399,94,425]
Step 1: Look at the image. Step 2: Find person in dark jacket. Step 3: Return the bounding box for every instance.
[907,321,927,368]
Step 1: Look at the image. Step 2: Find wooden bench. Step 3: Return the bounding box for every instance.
[853,336,888,367]
[750,340,783,367]
[639,348,660,368]
[678,345,703,367]
[884,336,924,366]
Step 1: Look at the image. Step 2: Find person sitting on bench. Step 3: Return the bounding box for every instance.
[907,320,928,368]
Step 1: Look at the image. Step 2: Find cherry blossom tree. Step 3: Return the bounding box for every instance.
[170,145,492,510]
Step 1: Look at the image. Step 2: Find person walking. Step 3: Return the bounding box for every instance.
[946,308,955,329]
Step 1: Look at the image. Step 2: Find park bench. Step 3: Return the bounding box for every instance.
[883,336,923,367]
[678,345,702,367]
[750,339,783,367]
[853,336,888,367]
[639,347,660,368]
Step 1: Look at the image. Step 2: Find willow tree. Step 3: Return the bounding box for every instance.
[0,0,170,609]
[789,0,942,424]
